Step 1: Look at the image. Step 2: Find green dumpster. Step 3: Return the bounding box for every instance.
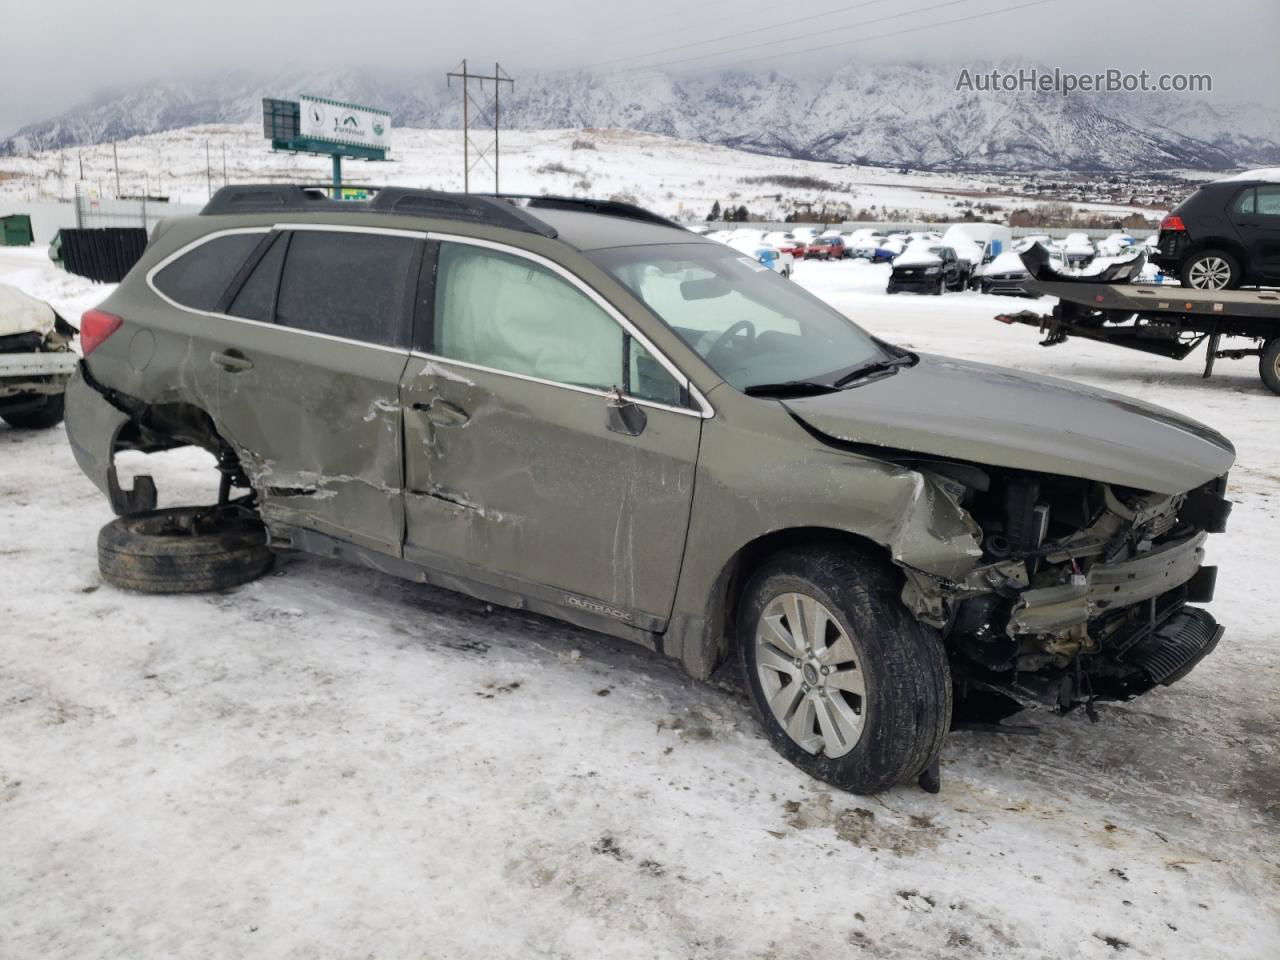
[0,214,34,246]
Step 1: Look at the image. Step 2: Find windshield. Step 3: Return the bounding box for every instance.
[590,243,888,391]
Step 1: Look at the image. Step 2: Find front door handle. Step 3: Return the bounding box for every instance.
[413,398,470,426]
[211,350,253,373]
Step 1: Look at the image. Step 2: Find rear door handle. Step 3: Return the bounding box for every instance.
[211,350,253,373]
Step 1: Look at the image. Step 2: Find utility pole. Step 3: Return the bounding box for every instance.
[446,60,513,194]
[113,141,120,198]
[222,143,228,186]
[206,140,212,198]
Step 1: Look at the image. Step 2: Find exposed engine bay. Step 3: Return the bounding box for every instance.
[899,463,1231,712]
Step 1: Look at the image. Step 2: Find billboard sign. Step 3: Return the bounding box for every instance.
[299,95,391,151]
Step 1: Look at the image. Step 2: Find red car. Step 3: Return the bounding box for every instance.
[804,235,846,260]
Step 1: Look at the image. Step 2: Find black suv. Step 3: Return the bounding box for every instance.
[1154,174,1280,289]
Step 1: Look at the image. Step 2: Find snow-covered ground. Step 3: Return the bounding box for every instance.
[1,249,1277,959]
[0,125,1158,224]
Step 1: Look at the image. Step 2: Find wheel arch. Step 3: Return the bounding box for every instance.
[667,525,897,680]
[1182,237,1251,277]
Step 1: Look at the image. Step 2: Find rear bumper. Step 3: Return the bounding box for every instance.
[64,366,131,499]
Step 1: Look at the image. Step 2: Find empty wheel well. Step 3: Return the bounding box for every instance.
[701,528,897,676]
[113,402,249,488]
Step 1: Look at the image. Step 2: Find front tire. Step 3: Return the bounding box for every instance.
[1182,249,1240,290]
[1,392,65,430]
[1261,338,1280,396]
[738,547,951,794]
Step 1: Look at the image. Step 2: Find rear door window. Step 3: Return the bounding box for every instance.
[153,232,265,311]
[275,231,419,348]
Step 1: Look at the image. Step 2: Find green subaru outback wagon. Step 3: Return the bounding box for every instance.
[65,186,1235,794]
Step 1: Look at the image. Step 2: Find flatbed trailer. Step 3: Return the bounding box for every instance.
[996,279,1280,395]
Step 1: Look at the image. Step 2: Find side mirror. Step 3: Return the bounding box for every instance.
[605,387,647,437]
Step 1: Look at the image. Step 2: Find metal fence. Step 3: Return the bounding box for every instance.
[73,184,202,233]
[702,222,1149,241]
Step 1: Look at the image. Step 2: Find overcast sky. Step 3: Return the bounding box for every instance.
[4,0,1277,136]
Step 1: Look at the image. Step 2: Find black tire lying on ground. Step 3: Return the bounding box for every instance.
[1,393,65,430]
[738,546,952,795]
[98,505,275,594]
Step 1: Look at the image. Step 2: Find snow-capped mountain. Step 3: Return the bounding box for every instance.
[5,63,1278,173]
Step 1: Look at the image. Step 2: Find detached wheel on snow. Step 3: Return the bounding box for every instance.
[98,504,275,594]
[1,392,65,430]
[738,547,951,795]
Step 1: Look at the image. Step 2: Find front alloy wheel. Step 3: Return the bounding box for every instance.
[755,592,866,757]
[739,547,951,794]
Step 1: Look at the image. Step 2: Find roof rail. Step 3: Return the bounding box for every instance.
[200,184,558,238]
[199,185,685,237]
[485,193,682,229]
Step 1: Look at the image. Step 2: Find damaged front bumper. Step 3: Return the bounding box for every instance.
[1009,531,1209,635]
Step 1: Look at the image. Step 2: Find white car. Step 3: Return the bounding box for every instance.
[1059,232,1096,267]
[1014,234,1051,253]
[0,283,78,429]
[1096,232,1136,257]
[727,237,794,279]
[845,230,885,259]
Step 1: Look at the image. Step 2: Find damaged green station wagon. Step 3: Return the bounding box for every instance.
[65,186,1235,794]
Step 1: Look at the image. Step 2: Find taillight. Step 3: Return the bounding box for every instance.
[80,309,123,356]
[1160,214,1186,232]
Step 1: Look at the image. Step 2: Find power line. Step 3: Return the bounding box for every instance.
[587,0,884,68]
[615,0,1054,74]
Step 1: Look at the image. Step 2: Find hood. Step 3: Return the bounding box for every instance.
[894,246,942,267]
[0,283,56,338]
[783,354,1234,495]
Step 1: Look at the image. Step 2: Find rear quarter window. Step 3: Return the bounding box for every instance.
[152,232,265,311]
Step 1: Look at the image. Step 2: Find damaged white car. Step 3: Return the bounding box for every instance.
[0,284,79,430]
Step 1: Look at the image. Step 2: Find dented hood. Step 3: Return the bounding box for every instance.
[783,354,1235,495]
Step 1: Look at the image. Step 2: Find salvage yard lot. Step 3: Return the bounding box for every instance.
[1,251,1277,958]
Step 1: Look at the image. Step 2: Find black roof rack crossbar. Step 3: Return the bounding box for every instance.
[200,184,558,238]
[481,193,682,229]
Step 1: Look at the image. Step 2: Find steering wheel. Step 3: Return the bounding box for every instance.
[704,319,756,366]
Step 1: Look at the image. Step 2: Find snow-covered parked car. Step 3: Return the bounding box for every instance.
[763,231,808,262]
[1058,233,1096,267]
[976,250,1040,297]
[1014,234,1052,254]
[1097,232,1136,258]
[848,232,888,260]
[942,224,1011,289]
[0,283,79,429]
[728,236,793,278]
[886,242,965,294]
